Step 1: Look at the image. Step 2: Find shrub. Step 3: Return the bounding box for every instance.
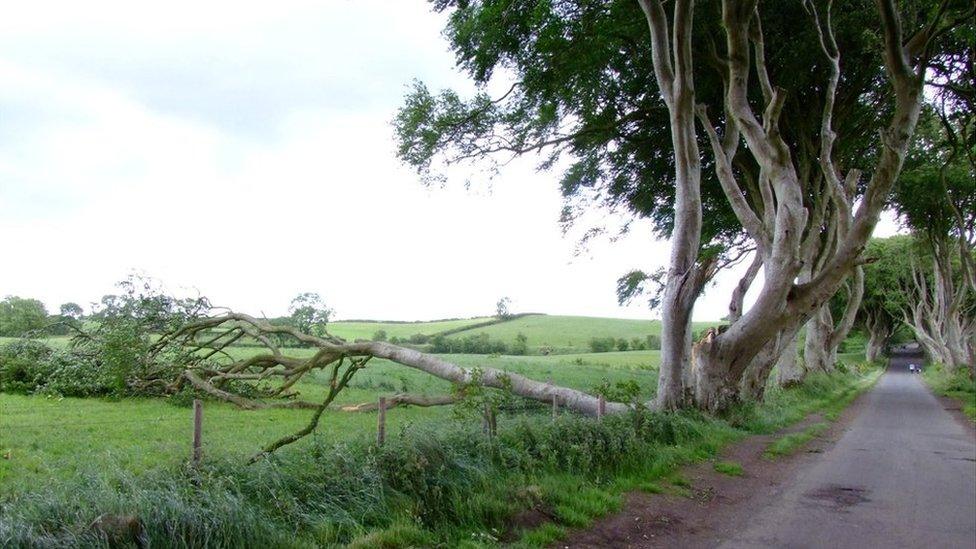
[0,339,56,394]
[645,334,661,350]
[0,340,114,397]
[615,338,629,352]
[430,333,509,354]
[588,337,616,353]
[511,333,528,355]
[372,329,388,342]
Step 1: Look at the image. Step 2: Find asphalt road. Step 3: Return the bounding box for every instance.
[720,354,976,549]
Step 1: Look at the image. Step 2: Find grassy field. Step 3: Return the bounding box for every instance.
[0,348,660,491]
[448,314,720,353]
[326,317,494,341]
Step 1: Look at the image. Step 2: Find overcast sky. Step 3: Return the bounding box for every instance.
[0,0,901,322]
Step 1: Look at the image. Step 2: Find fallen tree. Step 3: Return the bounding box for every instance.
[137,312,632,458]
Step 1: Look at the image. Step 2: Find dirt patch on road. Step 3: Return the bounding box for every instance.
[553,393,871,548]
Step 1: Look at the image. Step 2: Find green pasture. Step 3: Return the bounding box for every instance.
[326,317,493,341]
[0,348,660,492]
[449,314,720,353]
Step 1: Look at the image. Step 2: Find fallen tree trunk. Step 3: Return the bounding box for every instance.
[341,340,630,416]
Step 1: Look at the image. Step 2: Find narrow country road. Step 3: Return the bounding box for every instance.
[722,354,976,549]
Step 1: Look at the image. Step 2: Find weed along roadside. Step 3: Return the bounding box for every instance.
[922,363,976,423]
[0,363,881,547]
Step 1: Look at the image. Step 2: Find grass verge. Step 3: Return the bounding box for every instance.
[764,422,830,458]
[922,363,976,422]
[762,364,881,459]
[713,460,744,476]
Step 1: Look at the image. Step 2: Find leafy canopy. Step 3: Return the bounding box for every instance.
[0,296,48,337]
[395,0,894,262]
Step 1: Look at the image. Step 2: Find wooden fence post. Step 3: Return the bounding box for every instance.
[483,402,497,439]
[192,399,203,466]
[551,394,558,420]
[597,395,605,420]
[377,396,387,446]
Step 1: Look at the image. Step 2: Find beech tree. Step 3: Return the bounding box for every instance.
[396,0,967,410]
[858,234,974,373]
[891,102,976,372]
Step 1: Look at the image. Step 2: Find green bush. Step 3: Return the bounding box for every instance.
[430,333,509,354]
[588,337,616,353]
[0,339,56,394]
[588,335,660,352]
[511,332,529,355]
[923,363,976,421]
[0,340,114,397]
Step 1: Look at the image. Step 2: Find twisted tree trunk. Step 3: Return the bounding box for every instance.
[684,0,928,411]
[775,332,803,387]
[741,324,801,401]
[804,267,865,373]
[638,0,709,410]
[864,311,893,363]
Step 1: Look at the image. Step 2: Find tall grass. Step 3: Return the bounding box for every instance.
[923,363,976,421]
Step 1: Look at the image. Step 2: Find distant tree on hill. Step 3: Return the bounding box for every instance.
[372,329,388,342]
[288,293,334,336]
[0,296,48,336]
[495,297,512,319]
